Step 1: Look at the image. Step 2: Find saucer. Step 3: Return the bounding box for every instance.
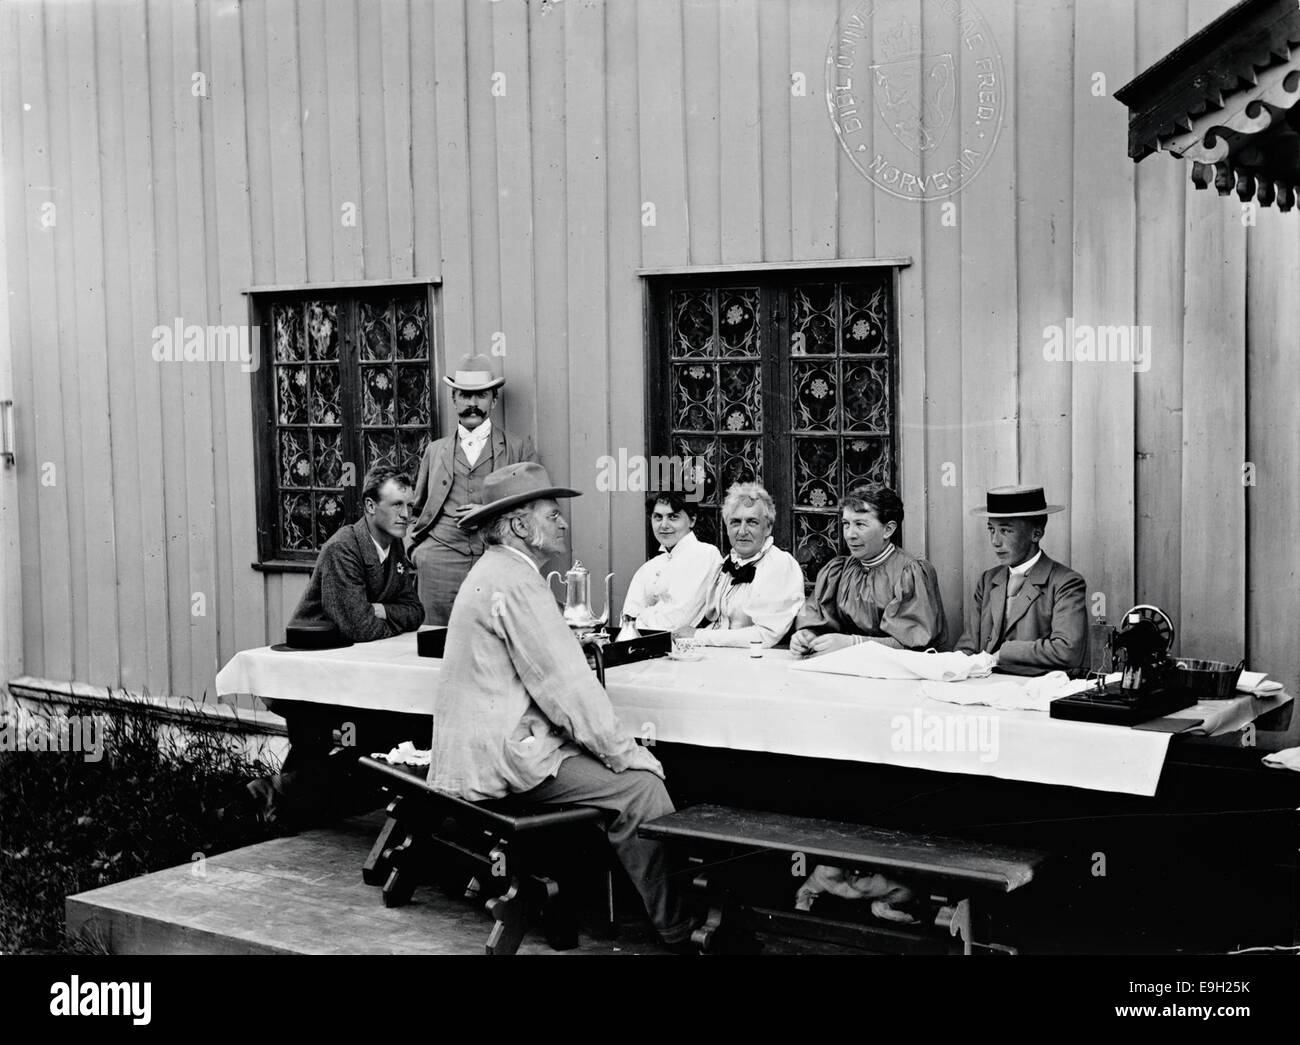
[667,651,704,662]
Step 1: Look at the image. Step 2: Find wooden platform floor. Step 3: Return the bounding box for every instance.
[64,812,864,955]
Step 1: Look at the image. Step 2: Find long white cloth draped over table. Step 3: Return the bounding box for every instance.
[215,633,1291,797]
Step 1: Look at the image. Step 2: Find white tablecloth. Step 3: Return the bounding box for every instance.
[215,633,1291,797]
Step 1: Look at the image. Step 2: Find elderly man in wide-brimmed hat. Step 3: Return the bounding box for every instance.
[954,485,1088,676]
[429,462,693,950]
[408,354,538,625]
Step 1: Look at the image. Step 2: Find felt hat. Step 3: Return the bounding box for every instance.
[458,462,581,530]
[443,353,505,392]
[968,484,1066,518]
[271,620,354,652]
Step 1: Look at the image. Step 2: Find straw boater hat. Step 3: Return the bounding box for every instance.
[969,484,1066,518]
[458,462,581,530]
[443,353,505,392]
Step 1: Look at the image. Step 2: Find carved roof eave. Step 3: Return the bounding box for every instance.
[1115,0,1300,161]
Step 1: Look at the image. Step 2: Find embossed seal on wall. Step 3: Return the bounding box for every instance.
[827,0,1005,201]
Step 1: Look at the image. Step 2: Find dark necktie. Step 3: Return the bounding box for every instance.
[721,558,757,585]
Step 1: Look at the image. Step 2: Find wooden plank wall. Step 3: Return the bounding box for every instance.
[2,0,1297,707]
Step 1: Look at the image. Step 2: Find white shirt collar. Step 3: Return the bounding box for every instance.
[659,530,699,557]
[370,534,390,564]
[1009,549,1042,576]
[731,535,773,566]
[499,543,541,574]
[458,418,492,445]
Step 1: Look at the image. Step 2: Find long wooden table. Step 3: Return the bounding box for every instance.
[215,630,1291,797]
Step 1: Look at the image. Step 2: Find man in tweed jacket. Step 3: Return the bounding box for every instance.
[236,465,426,829]
[431,462,693,948]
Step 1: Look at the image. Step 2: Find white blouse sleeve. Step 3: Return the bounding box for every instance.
[635,542,722,633]
[620,557,654,622]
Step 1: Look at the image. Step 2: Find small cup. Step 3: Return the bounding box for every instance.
[672,633,697,658]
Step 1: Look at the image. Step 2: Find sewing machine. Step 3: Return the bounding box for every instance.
[1050,605,1196,725]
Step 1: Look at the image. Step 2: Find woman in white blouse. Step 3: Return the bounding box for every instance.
[616,493,723,637]
[693,482,805,648]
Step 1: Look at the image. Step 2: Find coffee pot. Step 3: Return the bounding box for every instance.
[547,560,614,636]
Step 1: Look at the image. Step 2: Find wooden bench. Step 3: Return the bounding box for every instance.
[357,755,615,955]
[640,804,1048,955]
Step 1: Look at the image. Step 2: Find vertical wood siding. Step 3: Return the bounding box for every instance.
[2,0,1296,707]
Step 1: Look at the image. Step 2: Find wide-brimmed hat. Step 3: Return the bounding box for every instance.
[458,462,581,530]
[969,484,1066,518]
[443,353,505,392]
[271,620,354,652]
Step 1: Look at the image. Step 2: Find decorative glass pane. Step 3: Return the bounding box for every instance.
[396,365,429,427]
[306,301,339,361]
[360,300,393,360]
[309,364,341,424]
[842,281,890,354]
[314,491,347,546]
[717,289,759,355]
[365,430,396,473]
[273,304,304,362]
[312,429,344,487]
[398,429,425,478]
[362,365,395,426]
[794,437,839,510]
[691,508,720,553]
[792,360,837,431]
[843,360,890,433]
[794,511,841,586]
[395,299,428,359]
[719,436,760,491]
[674,435,717,506]
[791,284,836,355]
[276,366,308,425]
[281,492,313,552]
[673,363,716,431]
[671,290,715,358]
[718,362,760,432]
[279,429,311,488]
[844,437,891,487]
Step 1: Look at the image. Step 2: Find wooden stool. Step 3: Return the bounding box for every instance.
[358,755,616,955]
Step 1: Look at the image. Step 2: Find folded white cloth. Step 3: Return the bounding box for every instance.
[371,740,431,767]
[1262,747,1300,773]
[1236,670,1285,695]
[919,671,1075,712]
[790,641,997,682]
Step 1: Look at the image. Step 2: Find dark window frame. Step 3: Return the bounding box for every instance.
[643,264,904,581]
[247,279,440,572]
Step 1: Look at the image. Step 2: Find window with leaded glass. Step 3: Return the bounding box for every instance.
[251,285,437,566]
[646,269,899,589]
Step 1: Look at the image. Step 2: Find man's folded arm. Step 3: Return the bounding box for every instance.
[995,573,1088,675]
[321,546,389,642]
[383,580,426,634]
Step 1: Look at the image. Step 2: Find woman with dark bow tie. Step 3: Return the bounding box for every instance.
[790,483,946,656]
[693,482,804,648]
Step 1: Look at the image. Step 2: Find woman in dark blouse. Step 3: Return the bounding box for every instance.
[790,484,946,655]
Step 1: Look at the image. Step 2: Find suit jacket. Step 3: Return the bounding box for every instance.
[429,546,662,800]
[954,552,1088,676]
[409,424,537,546]
[289,518,425,642]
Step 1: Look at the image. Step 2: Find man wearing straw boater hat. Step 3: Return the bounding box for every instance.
[408,354,538,625]
[954,484,1088,675]
[429,462,694,950]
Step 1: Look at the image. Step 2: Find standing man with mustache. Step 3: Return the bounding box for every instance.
[408,354,539,625]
